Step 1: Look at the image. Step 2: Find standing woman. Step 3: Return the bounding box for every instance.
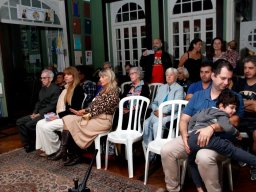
[50,69,120,165]
[178,38,203,82]
[36,66,84,157]
[206,37,226,63]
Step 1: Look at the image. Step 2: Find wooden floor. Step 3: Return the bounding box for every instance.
[0,125,256,192]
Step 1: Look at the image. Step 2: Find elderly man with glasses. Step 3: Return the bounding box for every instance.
[16,69,60,153]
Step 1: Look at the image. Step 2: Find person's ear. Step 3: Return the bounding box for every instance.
[219,103,224,109]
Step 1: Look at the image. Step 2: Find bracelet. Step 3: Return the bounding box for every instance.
[209,124,215,131]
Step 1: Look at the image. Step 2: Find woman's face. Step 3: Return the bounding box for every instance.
[99,75,109,87]
[193,41,202,52]
[177,70,185,80]
[64,73,74,84]
[166,72,176,85]
[213,39,222,51]
[129,70,139,83]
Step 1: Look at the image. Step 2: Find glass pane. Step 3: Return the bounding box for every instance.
[174,48,179,58]
[116,29,121,39]
[133,50,138,59]
[0,6,9,19]
[173,22,179,33]
[183,21,190,33]
[130,3,137,11]
[206,32,213,44]
[173,35,179,46]
[130,11,137,20]
[254,35,256,41]
[173,4,181,14]
[125,50,130,60]
[125,39,129,49]
[116,40,121,50]
[141,26,146,36]
[122,3,129,12]
[248,35,252,41]
[21,0,31,6]
[138,10,145,19]
[206,18,213,30]
[203,0,213,10]
[116,14,122,22]
[193,1,201,12]
[10,0,19,6]
[124,28,129,38]
[194,33,201,39]
[133,38,138,48]
[123,12,129,22]
[194,20,200,32]
[10,7,18,20]
[42,3,50,9]
[32,0,41,8]
[254,43,256,47]
[117,51,122,60]
[141,37,146,48]
[183,34,190,46]
[132,27,137,37]
[182,3,191,13]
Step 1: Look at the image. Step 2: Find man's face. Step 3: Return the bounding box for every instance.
[244,61,256,79]
[200,66,212,83]
[152,39,162,51]
[211,67,233,91]
[41,72,51,87]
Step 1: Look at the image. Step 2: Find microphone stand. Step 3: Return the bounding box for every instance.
[68,149,98,192]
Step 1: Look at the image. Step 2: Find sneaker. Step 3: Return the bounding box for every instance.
[238,161,247,167]
[250,167,256,181]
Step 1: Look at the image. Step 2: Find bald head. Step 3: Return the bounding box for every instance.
[152,38,162,51]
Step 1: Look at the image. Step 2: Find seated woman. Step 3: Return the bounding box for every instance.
[176,67,191,93]
[36,67,84,157]
[49,69,119,166]
[143,68,184,149]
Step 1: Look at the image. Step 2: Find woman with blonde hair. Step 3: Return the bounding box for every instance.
[50,69,120,166]
[36,66,84,157]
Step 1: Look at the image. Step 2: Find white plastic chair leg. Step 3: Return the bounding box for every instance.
[144,149,150,185]
[104,139,109,170]
[127,143,134,178]
[181,159,187,188]
[94,136,101,169]
[227,162,233,191]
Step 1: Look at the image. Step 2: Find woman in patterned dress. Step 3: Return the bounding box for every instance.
[50,69,119,165]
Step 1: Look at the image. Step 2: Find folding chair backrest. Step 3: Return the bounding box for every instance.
[155,100,188,140]
[116,96,150,133]
[148,83,163,102]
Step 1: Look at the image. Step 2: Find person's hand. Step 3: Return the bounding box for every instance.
[236,132,242,141]
[181,135,190,154]
[142,49,148,56]
[153,110,159,117]
[123,108,129,114]
[30,113,40,119]
[195,126,214,147]
[82,113,91,121]
[70,108,85,116]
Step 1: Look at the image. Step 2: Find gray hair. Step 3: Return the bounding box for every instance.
[165,67,178,81]
[129,67,143,80]
[42,69,54,81]
[103,61,112,69]
[177,67,189,79]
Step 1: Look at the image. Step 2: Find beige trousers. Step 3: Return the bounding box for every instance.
[160,136,226,192]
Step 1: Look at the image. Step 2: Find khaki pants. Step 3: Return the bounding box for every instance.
[160,136,226,192]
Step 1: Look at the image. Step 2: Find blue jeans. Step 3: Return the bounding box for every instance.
[188,131,256,187]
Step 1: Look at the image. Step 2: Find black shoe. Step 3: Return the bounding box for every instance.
[64,156,82,166]
[24,145,35,153]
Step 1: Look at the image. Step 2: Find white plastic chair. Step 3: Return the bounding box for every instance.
[144,100,188,185]
[148,83,163,102]
[105,96,150,178]
[94,111,116,169]
[121,81,132,94]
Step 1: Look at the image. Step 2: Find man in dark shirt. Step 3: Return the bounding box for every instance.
[233,56,256,180]
[16,69,60,152]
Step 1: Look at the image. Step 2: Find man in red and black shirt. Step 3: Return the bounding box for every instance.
[140,38,172,84]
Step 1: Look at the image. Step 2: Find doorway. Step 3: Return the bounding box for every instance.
[0,23,47,120]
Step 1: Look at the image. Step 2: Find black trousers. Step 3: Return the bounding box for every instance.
[16,115,43,146]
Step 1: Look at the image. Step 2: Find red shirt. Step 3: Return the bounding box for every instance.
[151,51,164,83]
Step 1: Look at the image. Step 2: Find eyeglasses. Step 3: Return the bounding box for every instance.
[41,77,50,80]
